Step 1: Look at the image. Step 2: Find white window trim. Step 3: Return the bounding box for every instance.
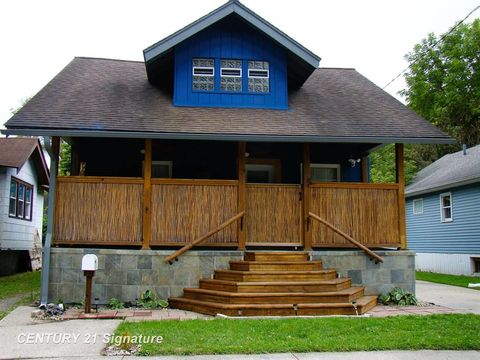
[412,198,424,215]
[440,192,453,223]
[248,68,270,79]
[220,67,242,78]
[192,66,215,77]
[310,163,341,182]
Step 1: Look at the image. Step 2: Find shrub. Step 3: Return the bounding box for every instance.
[108,298,125,309]
[138,290,168,309]
[379,287,418,306]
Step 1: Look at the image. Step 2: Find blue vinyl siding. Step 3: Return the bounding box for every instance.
[173,18,288,109]
[406,183,480,254]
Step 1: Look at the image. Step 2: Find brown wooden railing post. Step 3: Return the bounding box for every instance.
[361,155,369,183]
[142,139,152,250]
[237,142,246,250]
[395,143,407,250]
[303,143,312,250]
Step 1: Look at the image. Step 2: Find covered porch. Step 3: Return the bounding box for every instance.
[50,137,407,252]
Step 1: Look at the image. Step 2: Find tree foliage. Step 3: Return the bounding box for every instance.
[371,19,480,182]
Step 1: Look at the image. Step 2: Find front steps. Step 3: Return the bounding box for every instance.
[169,251,377,316]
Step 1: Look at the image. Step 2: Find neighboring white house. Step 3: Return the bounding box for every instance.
[0,137,49,275]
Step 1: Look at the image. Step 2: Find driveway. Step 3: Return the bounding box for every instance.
[416,280,480,314]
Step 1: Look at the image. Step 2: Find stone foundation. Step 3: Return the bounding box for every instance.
[48,248,415,304]
[311,250,416,295]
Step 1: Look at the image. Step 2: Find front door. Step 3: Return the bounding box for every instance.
[244,159,303,246]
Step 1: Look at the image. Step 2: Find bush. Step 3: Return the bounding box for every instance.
[108,298,125,309]
[379,287,418,306]
[138,290,168,309]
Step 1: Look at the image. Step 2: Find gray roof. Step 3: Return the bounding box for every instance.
[406,144,480,197]
[143,0,320,68]
[3,57,452,144]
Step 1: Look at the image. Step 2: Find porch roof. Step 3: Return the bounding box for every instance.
[3,57,452,144]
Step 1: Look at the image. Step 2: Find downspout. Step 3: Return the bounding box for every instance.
[40,136,58,306]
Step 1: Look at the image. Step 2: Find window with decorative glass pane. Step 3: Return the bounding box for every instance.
[248,61,269,93]
[440,193,453,222]
[192,58,214,91]
[8,178,33,220]
[220,59,242,92]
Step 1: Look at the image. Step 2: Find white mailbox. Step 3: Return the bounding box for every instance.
[81,254,98,271]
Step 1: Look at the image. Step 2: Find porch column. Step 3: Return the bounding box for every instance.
[395,143,407,250]
[303,143,312,250]
[361,155,369,182]
[237,142,246,250]
[142,139,152,250]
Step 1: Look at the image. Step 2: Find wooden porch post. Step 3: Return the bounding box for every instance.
[142,139,152,250]
[237,142,246,250]
[395,143,407,250]
[303,143,312,251]
[361,155,369,183]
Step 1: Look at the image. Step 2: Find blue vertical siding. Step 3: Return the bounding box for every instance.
[173,18,288,109]
[406,183,480,254]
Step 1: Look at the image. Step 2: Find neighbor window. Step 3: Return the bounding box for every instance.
[9,177,33,221]
[192,58,214,91]
[440,193,453,222]
[413,198,424,215]
[248,60,269,93]
[220,59,242,92]
[310,164,340,182]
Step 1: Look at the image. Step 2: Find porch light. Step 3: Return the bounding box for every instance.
[348,158,361,167]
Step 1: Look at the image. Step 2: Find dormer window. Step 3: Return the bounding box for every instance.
[248,61,269,93]
[192,58,214,91]
[220,59,242,92]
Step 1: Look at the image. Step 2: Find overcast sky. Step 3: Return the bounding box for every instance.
[1,0,479,131]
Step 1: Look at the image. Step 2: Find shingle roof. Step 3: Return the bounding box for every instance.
[3,57,451,144]
[0,137,50,186]
[406,144,480,197]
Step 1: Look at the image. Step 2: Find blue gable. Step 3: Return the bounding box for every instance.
[173,16,288,109]
[406,183,480,254]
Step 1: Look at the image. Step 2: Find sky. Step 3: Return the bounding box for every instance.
[1,0,479,131]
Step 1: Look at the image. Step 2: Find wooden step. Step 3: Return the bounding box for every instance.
[230,260,322,271]
[199,278,352,293]
[214,269,337,282]
[169,295,377,316]
[244,252,309,262]
[182,287,364,304]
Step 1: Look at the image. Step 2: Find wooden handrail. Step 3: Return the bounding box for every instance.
[308,212,384,263]
[164,211,245,264]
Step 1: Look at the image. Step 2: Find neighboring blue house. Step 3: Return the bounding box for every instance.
[406,144,480,275]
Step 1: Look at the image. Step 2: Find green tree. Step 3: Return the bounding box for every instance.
[58,140,71,176]
[369,144,419,185]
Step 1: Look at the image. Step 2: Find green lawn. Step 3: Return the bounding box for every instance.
[115,315,480,355]
[416,271,480,290]
[0,271,41,300]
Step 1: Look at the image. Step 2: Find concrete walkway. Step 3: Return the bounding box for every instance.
[416,280,480,314]
[25,350,480,359]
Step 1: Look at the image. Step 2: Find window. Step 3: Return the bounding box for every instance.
[440,193,453,222]
[310,164,340,182]
[220,59,242,92]
[152,161,172,178]
[246,164,275,183]
[248,61,269,93]
[192,58,214,91]
[413,199,424,215]
[9,177,33,221]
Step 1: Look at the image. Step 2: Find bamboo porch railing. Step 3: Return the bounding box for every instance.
[308,212,384,263]
[164,211,245,264]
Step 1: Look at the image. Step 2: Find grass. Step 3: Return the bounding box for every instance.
[0,271,41,320]
[115,315,480,355]
[416,271,480,290]
[0,271,41,300]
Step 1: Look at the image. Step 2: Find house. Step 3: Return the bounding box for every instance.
[0,137,49,275]
[406,144,480,276]
[2,0,452,315]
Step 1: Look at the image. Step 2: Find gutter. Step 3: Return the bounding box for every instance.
[39,136,57,306]
[406,177,480,197]
[1,128,456,145]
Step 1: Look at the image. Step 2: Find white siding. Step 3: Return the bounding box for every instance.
[416,252,479,275]
[0,159,44,250]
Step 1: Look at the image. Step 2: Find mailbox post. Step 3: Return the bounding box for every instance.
[81,254,98,314]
